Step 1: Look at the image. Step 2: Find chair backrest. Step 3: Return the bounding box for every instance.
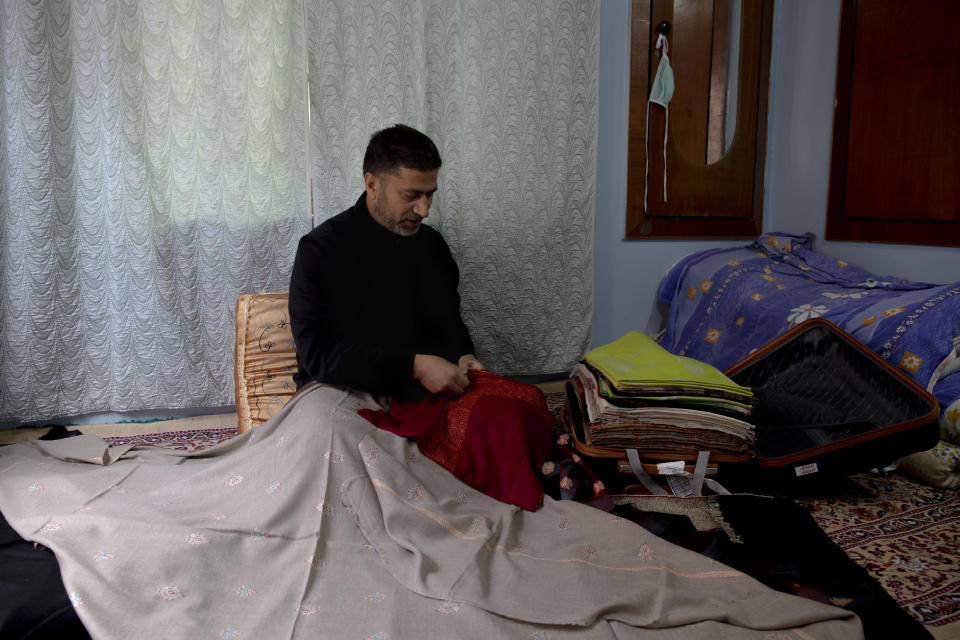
[234,292,298,432]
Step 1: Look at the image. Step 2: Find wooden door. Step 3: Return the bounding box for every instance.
[625,0,773,238]
[826,0,960,247]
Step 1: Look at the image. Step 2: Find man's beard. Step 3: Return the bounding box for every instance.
[372,199,421,237]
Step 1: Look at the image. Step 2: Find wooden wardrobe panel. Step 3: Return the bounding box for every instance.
[826,0,960,246]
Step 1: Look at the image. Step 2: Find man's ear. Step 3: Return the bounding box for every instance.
[363,172,379,202]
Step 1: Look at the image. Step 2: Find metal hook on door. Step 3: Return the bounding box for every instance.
[654,21,671,57]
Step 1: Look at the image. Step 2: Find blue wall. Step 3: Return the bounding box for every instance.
[594,0,960,349]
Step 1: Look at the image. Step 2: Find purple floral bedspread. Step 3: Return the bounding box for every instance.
[657,233,960,409]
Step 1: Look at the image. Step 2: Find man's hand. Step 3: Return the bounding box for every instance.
[413,354,470,395]
[458,354,485,373]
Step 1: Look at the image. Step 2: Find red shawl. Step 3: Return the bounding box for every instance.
[358,370,555,511]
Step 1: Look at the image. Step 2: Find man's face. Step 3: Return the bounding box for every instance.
[365,167,438,236]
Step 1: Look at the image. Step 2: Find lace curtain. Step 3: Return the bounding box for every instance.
[0,1,310,423]
[308,0,598,376]
[0,0,597,423]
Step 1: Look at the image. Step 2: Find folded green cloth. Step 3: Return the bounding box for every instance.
[584,331,752,398]
[594,372,753,413]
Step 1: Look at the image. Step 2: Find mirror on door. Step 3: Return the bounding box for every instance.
[663,0,742,166]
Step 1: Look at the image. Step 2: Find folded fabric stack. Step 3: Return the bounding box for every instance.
[569,331,756,457]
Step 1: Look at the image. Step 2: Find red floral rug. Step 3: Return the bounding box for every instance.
[105,427,238,452]
[797,472,960,629]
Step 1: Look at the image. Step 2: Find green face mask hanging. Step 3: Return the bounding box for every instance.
[648,36,675,107]
[645,33,674,211]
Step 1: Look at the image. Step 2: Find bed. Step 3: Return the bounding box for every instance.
[657,231,960,478]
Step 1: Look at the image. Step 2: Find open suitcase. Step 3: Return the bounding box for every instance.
[565,318,941,490]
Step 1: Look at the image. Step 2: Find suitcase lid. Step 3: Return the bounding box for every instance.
[723,318,940,468]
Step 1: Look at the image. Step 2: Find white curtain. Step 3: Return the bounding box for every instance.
[0,0,310,423]
[0,0,597,424]
[308,0,598,376]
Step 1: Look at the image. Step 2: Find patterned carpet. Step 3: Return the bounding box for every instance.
[796,473,960,629]
[104,427,239,452]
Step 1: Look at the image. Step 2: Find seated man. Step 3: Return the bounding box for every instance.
[289,124,484,401]
[289,124,554,510]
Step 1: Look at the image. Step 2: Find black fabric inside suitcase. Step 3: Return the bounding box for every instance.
[723,319,940,485]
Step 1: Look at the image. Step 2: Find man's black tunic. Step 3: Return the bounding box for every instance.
[288,193,475,401]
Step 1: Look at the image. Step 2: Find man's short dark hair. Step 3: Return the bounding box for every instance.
[363,124,442,177]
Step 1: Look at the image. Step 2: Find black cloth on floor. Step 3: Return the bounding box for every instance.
[618,495,932,640]
[0,511,90,640]
[2,427,89,639]
[38,426,82,441]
